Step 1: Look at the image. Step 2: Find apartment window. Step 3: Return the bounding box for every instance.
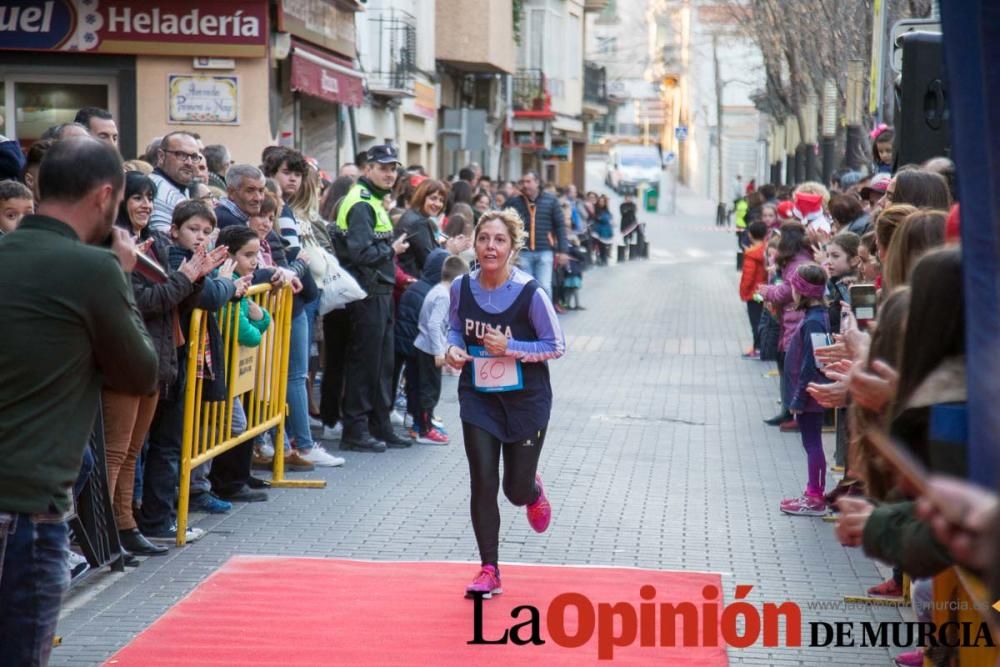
[528,8,545,69]
[568,13,581,80]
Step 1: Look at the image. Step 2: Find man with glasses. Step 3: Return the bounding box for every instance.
[149,131,200,233]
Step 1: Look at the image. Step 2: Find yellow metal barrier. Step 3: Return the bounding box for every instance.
[929,568,999,666]
[177,283,325,546]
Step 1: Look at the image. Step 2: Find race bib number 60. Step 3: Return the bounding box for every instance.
[468,345,524,393]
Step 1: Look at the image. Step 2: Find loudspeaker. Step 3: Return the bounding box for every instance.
[894,32,950,167]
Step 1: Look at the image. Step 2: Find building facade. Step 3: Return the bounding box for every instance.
[0,0,272,163]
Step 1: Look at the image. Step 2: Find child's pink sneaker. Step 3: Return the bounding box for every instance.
[893,649,924,666]
[526,474,552,533]
[779,494,826,516]
[465,564,502,599]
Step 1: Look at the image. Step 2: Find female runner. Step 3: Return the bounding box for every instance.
[445,208,566,598]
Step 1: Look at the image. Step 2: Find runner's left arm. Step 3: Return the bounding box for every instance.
[506,291,565,362]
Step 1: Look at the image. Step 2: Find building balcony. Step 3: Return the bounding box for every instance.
[584,0,610,12]
[512,68,555,120]
[583,61,608,117]
[365,8,417,98]
[435,0,515,73]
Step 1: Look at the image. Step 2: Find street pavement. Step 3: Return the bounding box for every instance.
[52,172,907,666]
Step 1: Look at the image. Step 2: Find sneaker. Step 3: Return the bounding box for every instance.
[284,449,316,471]
[298,446,345,467]
[321,423,343,442]
[430,415,447,434]
[415,427,449,445]
[258,438,275,458]
[526,474,552,532]
[779,494,826,516]
[309,416,324,429]
[465,564,502,599]
[146,524,206,544]
[390,410,405,427]
[867,577,903,597]
[68,550,89,578]
[894,649,924,666]
[190,492,232,514]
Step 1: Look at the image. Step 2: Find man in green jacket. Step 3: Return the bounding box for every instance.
[0,137,158,665]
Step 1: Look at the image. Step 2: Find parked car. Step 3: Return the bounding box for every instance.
[606,145,663,194]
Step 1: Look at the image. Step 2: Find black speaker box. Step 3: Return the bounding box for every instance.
[894,32,951,167]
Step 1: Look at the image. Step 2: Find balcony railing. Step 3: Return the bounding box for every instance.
[512,68,554,119]
[584,61,608,107]
[366,8,416,97]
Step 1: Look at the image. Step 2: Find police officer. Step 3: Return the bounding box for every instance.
[335,144,411,452]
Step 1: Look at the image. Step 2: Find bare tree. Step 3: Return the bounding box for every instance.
[726,0,931,154]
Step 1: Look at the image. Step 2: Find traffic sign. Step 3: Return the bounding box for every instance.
[674,126,688,141]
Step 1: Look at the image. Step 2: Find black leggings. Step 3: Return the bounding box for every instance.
[463,422,546,568]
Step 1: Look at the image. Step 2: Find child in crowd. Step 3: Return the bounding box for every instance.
[0,180,33,236]
[821,232,861,333]
[871,125,894,174]
[791,186,832,235]
[139,201,246,541]
[739,221,769,358]
[409,255,470,443]
[247,195,279,269]
[216,226,272,346]
[858,231,880,283]
[395,249,449,426]
[780,263,832,516]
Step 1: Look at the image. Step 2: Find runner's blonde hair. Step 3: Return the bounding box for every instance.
[474,208,526,261]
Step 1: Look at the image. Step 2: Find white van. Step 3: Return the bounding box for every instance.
[605,145,663,194]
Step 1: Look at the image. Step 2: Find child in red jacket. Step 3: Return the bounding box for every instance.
[738,221,768,358]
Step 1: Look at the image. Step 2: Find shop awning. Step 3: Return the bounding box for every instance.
[290,40,364,108]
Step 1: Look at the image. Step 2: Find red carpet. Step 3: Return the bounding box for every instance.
[106,557,727,665]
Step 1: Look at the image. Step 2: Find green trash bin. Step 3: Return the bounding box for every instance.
[644,186,658,212]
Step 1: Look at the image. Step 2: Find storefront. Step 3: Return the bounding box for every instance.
[275,0,365,172]
[0,0,270,162]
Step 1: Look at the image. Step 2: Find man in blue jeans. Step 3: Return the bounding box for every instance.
[506,171,569,300]
[0,138,158,665]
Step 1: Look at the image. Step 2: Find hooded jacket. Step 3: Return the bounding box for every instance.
[394,248,447,357]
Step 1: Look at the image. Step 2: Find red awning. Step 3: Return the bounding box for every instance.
[290,40,364,108]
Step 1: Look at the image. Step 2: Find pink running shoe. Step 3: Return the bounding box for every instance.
[526,474,551,533]
[780,494,826,516]
[465,565,502,599]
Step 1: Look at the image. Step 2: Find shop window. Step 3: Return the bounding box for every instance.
[406,142,421,169]
[15,82,107,138]
[12,81,108,144]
